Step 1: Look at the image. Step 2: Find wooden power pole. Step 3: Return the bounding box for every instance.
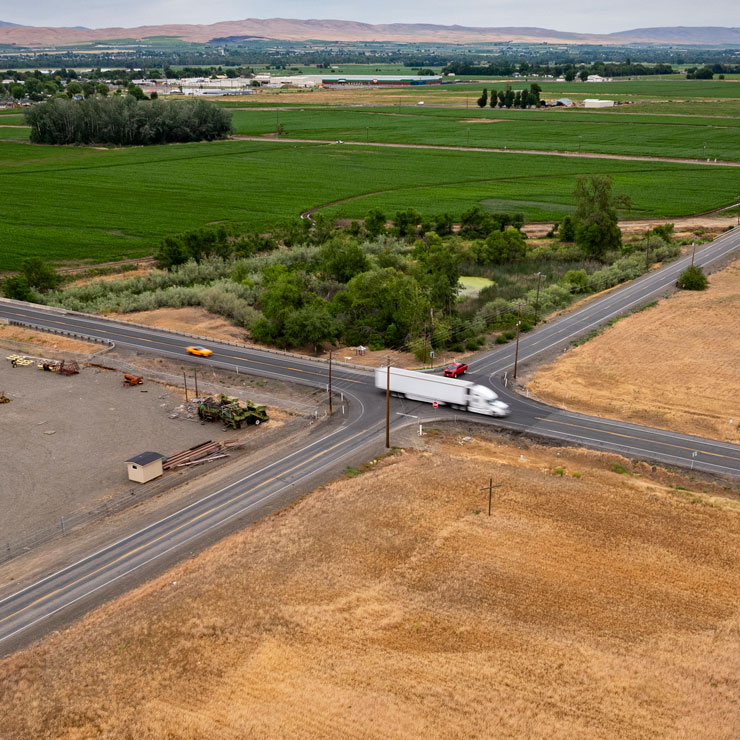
[385,358,391,449]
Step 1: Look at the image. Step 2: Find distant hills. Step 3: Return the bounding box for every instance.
[0,18,739,46]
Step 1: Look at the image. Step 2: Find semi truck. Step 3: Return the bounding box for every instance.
[374,367,510,417]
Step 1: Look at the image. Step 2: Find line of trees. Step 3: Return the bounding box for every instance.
[25,97,232,146]
[443,60,674,78]
[479,84,541,109]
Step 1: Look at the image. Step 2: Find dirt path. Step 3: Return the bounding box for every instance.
[232,134,740,166]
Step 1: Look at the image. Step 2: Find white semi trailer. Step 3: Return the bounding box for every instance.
[374,367,510,417]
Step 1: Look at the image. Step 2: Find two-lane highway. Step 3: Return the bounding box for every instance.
[1,223,740,650]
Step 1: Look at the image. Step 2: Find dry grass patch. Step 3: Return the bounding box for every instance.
[0,324,100,354]
[528,255,740,442]
[1,437,739,739]
[111,307,248,344]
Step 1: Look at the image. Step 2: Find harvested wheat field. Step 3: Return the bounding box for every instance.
[2,435,739,740]
[528,255,740,443]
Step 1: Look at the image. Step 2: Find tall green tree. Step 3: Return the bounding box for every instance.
[393,208,422,239]
[573,175,630,258]
[64,81,82,98]
[2,274,33,301]
[412,241,463,313]
[283,298,341,352]
[477,88,488,108]
[20,257,60,291]
[319,237,370,283]
[334,269,428,347]
[365,208,386,239]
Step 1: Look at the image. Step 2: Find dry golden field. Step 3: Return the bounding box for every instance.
[0,324,100,354]
[112,306,250,344]
[528,255,740,442]
[1,435,739,740]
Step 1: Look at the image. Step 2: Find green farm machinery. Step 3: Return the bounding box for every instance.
[197,394,269,430]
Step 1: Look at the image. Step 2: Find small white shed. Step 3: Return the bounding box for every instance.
[125,451,165,484]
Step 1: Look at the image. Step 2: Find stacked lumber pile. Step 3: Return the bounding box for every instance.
[163,438,245,470]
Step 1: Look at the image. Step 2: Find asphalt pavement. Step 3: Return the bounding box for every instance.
[1,224,739,651]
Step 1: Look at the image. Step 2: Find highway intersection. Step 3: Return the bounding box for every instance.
[1,224,739,652]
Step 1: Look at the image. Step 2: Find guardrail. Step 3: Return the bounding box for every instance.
[0,298,375,374]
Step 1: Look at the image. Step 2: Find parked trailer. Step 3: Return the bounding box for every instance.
[374,367,509,417]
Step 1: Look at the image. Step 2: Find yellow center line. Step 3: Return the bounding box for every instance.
[219,353,365,383]
[0,427,369,626]
[535,417,740,461]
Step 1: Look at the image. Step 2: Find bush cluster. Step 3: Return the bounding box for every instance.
[15,198,690,357]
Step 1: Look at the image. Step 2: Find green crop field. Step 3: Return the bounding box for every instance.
[0,114,27,123]
[250,78,740,104]
[231,106,740,161]
[444,79,740,100]
[0,127,29,140]
[607,100,740,117]
[1,137,738,271]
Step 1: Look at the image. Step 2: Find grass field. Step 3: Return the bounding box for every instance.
[0,126,29,140]
[232,105,740,160]
[458,275,495,297]
[1,137,739,271]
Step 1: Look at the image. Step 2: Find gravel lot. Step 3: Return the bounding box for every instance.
[0,355,286,541]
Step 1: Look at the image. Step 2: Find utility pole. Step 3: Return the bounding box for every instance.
[480,478,502,516]
[512,303,522,379]
[385,358,391,449]
[193,367,199,398]
[328,350,333,417]
[183,370,188,402]
[533,272,543,324]
[645,228,651,270]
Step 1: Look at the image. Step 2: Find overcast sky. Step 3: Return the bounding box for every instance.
[1,0,738,34]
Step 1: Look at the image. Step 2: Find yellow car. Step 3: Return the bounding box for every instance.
[186,345,213,357]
